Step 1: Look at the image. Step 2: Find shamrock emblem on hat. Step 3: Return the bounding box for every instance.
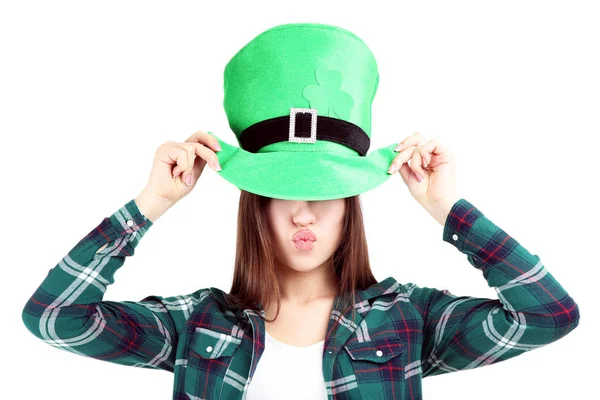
[302,67,354,120]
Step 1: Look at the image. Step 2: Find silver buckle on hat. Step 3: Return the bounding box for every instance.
[289,108,317,143]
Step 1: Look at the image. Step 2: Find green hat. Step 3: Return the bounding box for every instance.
[210,22,398,200]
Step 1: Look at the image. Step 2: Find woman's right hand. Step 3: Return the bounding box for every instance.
[139,130,222,208]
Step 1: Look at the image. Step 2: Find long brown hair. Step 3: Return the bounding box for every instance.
[224,190,378,338]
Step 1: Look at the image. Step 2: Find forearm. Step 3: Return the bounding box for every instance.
[22,199,153,334]
[414,198,580,377]
[21,200,182,371]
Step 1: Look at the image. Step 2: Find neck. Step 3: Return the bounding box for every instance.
[273,259,339,305]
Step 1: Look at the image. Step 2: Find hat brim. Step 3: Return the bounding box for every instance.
[210,132,400,200]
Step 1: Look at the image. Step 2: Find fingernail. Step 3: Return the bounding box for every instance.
[215,145,222,152]
[414,171,423,182]
[215,162,222,172]
[394,143,403,152]
[387,164,397,174]
[185,175,192,185]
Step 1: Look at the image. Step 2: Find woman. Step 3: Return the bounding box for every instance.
[22,23,580,400]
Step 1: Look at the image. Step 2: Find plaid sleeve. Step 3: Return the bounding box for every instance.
[408,198,580,378]
[21,198,196,373]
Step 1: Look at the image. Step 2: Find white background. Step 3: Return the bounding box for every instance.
[2,1,597,399]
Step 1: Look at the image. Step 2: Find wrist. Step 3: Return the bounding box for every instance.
[428,195,460,227]
[134,190,173,223]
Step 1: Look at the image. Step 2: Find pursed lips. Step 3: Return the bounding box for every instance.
[293,228,317,242]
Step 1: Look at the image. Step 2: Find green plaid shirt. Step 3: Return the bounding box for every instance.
[22,198,580,399]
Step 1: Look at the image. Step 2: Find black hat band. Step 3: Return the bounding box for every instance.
[238,108,371,156]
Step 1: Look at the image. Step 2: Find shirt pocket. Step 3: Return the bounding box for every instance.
[189,327,242,359]
[344,336,405,363]
[184,327,243,398]
[343,336,407,397]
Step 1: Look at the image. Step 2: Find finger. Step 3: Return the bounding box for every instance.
[396,138,426,180]
[388,144,416,174]
[410,142,427,181]
[420,139,449,169]
[179,141,222,185]
[418,140,434,168]
[394,131,425,152]
[185,129,222,153]
[176,148,210,182]
[174,142,221,177]
[187,142,221,172]
[398,161,413,184]
[174,143,200,184]
[397,150,425,183]
[191,147,208,179]
[166,144,192,178]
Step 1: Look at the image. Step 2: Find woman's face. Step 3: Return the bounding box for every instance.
[265,198,346,273]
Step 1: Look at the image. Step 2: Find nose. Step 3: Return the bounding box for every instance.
[292,202,316,225]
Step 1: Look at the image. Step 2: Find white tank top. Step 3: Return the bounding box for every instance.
[245,331,328,399]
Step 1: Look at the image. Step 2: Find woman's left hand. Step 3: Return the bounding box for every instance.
[388,132,461,224]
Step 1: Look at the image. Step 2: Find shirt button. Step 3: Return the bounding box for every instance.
[376,350,383,357]
[126,219,134,227]
[206,346,213,352]
[452,233,458,241]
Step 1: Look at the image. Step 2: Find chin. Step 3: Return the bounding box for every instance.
[292,265,321,273]
[279,255,327,273]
